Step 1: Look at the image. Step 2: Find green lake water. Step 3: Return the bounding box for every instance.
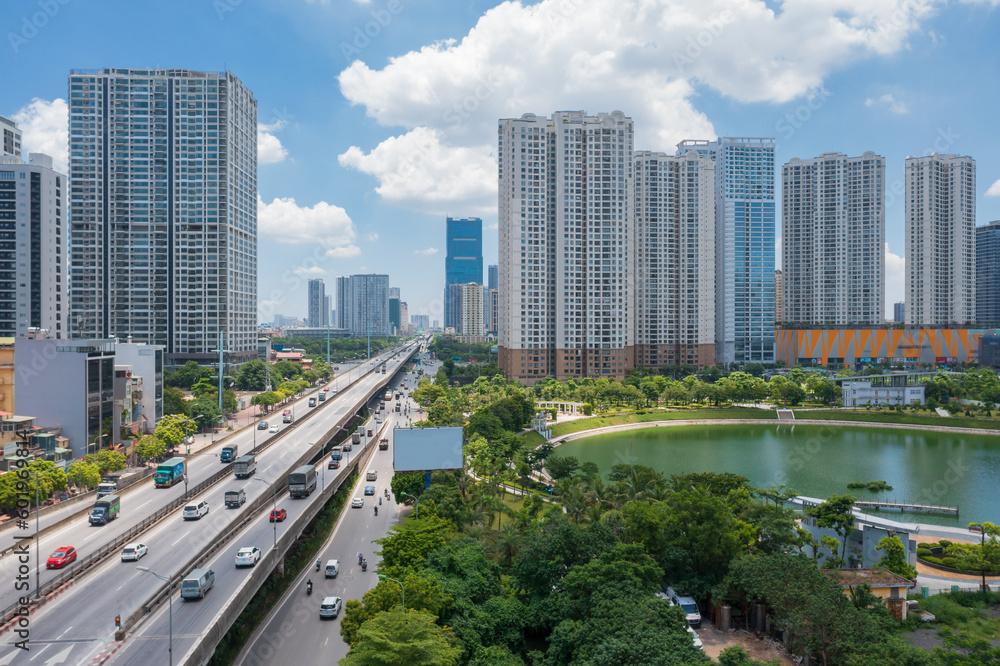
[556,424,1000,527]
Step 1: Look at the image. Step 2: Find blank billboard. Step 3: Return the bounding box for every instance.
[393,426,464,472]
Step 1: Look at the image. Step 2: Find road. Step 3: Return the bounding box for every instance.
[237,374,419,665]
[0,344,418,665]
[112,360,426,666]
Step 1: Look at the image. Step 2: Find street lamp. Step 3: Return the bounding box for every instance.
[401,492,419,519]
[250,477,279,550]
[378,575,404,612]
[184,414,206,496]
[137,566,173,666]
[28,465,40,600]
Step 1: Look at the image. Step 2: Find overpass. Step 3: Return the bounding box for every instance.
[0,341,420,664]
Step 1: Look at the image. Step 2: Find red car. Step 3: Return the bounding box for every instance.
[323,386,330,392]
[328,460,340,469]
[269,508,287,522]
[47,546,77,569]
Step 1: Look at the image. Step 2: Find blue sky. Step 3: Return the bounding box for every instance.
[3,0,999,323]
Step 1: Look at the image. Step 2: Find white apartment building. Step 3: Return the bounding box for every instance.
[634,150,716,368]
[456,283,485,337]
[488,288,498,337]
[676,138,776,367]
[905,153,976,326]
[0,153,67,337]
[782,152,885,326]
[347,274,389,337]
[68,68,258,364]
[335,276,352,331]
[0,116,21,158]
[498,110,634,383]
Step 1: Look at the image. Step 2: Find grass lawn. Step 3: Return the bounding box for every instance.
[548,408,777,437]
[803,410,1000,431]
[903,590,1000,646]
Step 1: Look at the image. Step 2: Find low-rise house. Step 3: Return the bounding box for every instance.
[826,568,913,620]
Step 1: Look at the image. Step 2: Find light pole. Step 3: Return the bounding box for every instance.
[378,575,404,612]
[250,477,279,550]
[401,492,419,519]
[184,414,206,496]
[30,466,40,599]
[137,567,173,666]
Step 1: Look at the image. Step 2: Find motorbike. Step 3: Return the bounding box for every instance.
[374,506,378,516]
[358,553,363,566]
[307,580,313,596]
[315,559,321,572]
[361,559,368,572]
[379,496,382,505]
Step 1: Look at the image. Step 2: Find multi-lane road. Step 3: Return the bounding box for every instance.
[237,370,426,665]
[0,343,419,665]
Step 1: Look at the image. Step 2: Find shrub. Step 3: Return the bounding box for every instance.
[938,540,952,548]
[923,556,943,565]
[941,557,958,568]
[916,548,932,558]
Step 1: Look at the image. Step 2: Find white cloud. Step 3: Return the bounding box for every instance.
[414,247,438,255]
[885,243,906,319]
[366,232,380,242]
[12,98,68,172]
[294,266,326,276]
[258,121,288,164]
[258,196,357,253]
[326,245,362,258]
[986,179,1000,197]
[865,93,909,115]
[338,0,941,213]
[338,127,496,215]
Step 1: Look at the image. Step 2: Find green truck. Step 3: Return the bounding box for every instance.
[155,457,186,488]
[89,494,120,525]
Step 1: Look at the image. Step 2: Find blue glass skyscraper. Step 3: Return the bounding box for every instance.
[678,138,775,367]
[444,217,483,328]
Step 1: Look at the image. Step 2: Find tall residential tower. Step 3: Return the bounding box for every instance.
[498,110,634,383]
[782,152,885,325]
[68,68,258,363]
[634,150,716,368]
[977,221,1000,324]
[444,217,483,329]
[905,153,975,326]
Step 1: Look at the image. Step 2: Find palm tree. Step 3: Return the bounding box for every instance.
[496,523,522,567]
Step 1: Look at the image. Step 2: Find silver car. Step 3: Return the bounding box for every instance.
[319,596,343,619]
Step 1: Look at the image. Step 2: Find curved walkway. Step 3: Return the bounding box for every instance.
[548,416,1000,446]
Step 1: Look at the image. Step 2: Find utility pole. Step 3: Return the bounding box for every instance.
[211,331,231,419]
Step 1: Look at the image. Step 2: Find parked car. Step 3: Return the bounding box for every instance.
[667,587,702,627]
[268,424,279,434]
[364,485,376,496]
[257,421,269,430]
[269,508,287,522]
[235,547,262,568]
[351,497,364,508]
[46,546,77,569]
[121,543,148,562]
[183,500,210,520]
[319,596,343,619]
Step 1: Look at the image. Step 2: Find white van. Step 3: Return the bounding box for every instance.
[324,559,340,578]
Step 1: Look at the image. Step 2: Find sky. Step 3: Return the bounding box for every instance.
[2,0,1000,324]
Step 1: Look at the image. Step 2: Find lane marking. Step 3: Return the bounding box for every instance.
[171,531,190,547]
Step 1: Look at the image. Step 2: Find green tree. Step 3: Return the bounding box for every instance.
[163,385,189,416]
[89,449,126,474]
[340,573,453,646]
[874,535,918,579]
[340,609,461,666]
[234,359,268,391]
[957,522,1000,592]
[375,515,453,570]
[155,414,195,450]
[189,398,223,429]
[135,434,166,461]
[805,494,856,563]
[546,455,579,480]
[65,460,101,489]
[391,472,428,506]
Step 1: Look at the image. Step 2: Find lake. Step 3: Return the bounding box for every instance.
[556,423,1000,527]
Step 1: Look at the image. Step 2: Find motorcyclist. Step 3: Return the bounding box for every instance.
[374,505,378,516]
[358,552,363,565]
[316,559,321,571]
[307,579,313,595]
[361,559,368,571]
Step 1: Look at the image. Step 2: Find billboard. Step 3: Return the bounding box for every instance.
[393,426,464,472]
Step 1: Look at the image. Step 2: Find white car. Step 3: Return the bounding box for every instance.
[235,546,262,568]
[121,543,147,562]
[269,424,279,433]
[183,500,210,520]
[351,497,364,508]
[320,596,343,619]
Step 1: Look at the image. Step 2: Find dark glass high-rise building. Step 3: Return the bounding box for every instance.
[977,221,1000,324]
[444,217,483,328]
